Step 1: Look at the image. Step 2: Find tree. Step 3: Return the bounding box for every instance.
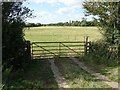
[81,17,87,26]
[36,23,42,27]
[2,2,32,70]
[83,2,120,45]
[64,22,69,26]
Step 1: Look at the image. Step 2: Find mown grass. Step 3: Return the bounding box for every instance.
[54,57,111,88]
[3,60,58,89]
[24,26,102,42]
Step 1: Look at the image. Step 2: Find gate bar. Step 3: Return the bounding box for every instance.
[33,43,56,56]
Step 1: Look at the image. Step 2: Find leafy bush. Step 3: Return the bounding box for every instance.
[2,2,32,71]
[83,39,119,67]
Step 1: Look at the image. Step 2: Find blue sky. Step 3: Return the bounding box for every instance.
[23,0,94,24]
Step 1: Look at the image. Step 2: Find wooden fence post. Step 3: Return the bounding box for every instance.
[26,41,31,60]
[84,36,89,55]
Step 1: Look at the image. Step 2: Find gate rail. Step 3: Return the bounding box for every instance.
[30,37,90,59]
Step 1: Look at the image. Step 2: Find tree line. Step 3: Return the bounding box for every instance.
[25,19,95,27]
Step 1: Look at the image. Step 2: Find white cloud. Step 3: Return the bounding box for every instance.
[58,0,83,7]
[27,0,83,7]
[56,7,76,14]
[56,0,83,14]
[27,0,58,4]
[28,0,45,3]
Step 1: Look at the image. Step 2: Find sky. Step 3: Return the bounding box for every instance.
[23,0,94,24]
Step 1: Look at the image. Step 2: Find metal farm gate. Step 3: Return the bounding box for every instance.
[31,37,90,59]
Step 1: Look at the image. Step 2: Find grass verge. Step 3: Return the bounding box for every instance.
[79,55,119,82]
[54,57,111,88]
[3,59,58,89]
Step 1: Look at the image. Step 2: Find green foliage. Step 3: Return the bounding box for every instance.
[3,60,58,89]
[83,2,120,46]
[83,2,119,82]
[89,40,118,65]
[25,23,42,27]
[79,40,119,82]
[2,2,32,71]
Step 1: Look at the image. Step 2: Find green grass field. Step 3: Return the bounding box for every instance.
[24,26,103,59]
[24,26,103,42]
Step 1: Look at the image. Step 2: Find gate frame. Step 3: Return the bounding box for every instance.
[30,37,90,59]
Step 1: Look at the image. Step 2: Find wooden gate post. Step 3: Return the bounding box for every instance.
[26,41,31,60]
[84,36,89,55]
[59,42,61,57]
[89,41,92,53]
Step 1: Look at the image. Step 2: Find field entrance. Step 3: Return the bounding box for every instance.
[31,37,89,59]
